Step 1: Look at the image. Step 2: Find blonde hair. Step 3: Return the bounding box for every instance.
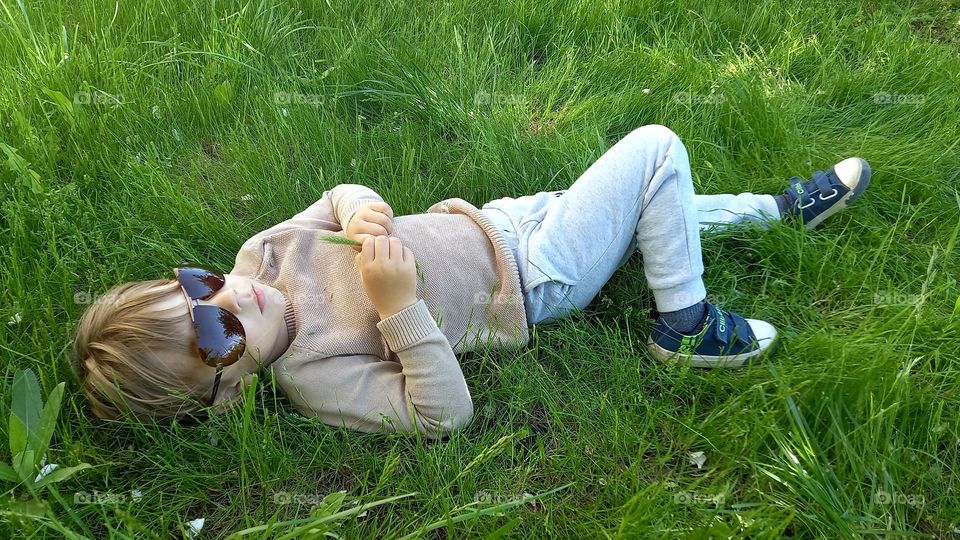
[70,279,208,421]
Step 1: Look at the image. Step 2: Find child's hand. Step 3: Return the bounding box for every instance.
[345,202,394,252]
[355,236,418,319]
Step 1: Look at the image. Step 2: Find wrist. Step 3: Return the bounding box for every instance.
[377,297,419,320]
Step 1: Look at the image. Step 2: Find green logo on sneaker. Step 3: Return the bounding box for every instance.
[678,335,697,356]
[676,324,709,357]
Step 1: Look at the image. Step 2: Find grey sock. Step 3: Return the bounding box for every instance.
[660,300,707,334]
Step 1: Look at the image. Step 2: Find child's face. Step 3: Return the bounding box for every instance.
[154,274,291,401]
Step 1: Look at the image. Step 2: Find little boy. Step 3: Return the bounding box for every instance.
[71,124,870,439]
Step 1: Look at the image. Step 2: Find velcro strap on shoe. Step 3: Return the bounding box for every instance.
[813,170,836,194]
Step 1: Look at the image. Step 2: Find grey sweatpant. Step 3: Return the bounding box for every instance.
[479,124,781,325]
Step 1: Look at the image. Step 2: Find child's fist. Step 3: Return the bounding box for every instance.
[354,235,418,319]
[345,202,394,252]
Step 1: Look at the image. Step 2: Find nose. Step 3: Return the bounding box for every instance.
[205,286,241,315]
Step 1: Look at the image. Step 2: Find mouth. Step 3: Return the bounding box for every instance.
[252,284,265,313]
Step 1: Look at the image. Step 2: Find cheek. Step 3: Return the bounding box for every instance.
[239,317,273,360]
[264,287,285,309]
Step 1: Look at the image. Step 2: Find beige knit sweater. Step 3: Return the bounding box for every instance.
[229,184,529,439]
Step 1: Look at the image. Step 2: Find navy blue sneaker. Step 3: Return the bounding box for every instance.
[783,157,871,230]
[647,302,778,368]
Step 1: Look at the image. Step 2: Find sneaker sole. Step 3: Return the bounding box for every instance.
[804,158,872,230]
[646,335,779,368]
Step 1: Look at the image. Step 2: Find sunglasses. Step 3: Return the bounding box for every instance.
[173,266,246,405]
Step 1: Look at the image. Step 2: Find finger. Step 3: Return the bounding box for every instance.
[389,236,402,261]
[357,221,389,237]
[355,233,374,247]
[361,237,375,264]
[364,211,392,235]
[374,235,389,262]
[370,202,394,220]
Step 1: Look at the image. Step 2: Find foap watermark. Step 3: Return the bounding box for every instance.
[273,91,324,106]
[473,91,525,107]
[673,91,725,105]
[673,490,725,507]
[473,490,539,508]
[73,91,124,106]
[670,292,727,308]
[872,92,924,106]
[873,490,925,507]
[273,491,325,506]
[74,290,127,306]
[873,291,921,305]
[473,291,525,307]
[74,490,143,505]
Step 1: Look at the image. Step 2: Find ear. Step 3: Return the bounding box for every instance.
[210,373,259,414]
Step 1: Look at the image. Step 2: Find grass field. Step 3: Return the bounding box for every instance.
[2,0,960,537]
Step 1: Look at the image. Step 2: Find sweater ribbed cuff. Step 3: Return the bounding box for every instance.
[339,198,383,231]
[375,299,437,352]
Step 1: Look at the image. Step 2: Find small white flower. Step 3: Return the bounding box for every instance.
[130,489,143,501]
[185,518,205,538]
[642,88,651,94]
[35,462,60,483]
[689,451,707,469]
[240,194,254,202]
[281,108,289,117]
[151,105,160,119]
[8,313,22,325]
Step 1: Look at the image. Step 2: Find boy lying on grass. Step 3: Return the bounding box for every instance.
[71,124,870,439]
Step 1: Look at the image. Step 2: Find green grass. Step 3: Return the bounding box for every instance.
[1,0,959,537]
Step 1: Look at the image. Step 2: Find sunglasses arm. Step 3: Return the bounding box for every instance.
[210,363,224,405]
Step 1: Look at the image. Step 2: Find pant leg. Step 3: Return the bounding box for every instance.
[695,193,781,231]
[481,124,707,324]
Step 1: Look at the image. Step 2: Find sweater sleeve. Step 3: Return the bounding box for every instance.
[287,183,385,232]
[230,184,385,276]
[271,300,474,439]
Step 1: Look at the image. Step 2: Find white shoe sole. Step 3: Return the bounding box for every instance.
[646,319,778,368]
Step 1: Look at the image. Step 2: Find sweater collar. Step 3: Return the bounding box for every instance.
[281,293,297,344]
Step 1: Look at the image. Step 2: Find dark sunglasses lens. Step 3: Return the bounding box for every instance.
[176,267,225,301]
[191,305,245,367]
